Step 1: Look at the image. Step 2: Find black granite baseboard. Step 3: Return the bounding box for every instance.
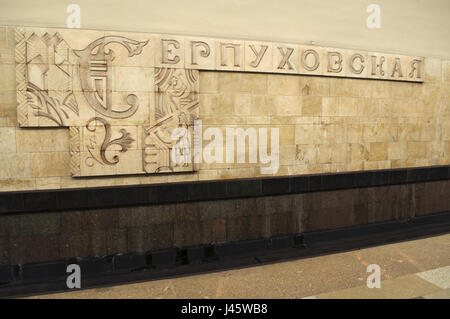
[1,166,449,214]
[0,211,449,298]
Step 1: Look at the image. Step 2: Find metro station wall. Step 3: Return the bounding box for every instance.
[0,26,450,192]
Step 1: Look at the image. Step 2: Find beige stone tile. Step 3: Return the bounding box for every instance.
[250,95,269,116]
[279,144,296,166]
[424,58,441,82]
[347,161,364,172]
[316,144,333,164]
[398,124,421,142]
[0,127,16,152]
[421,83,441,106]
[218,167,257,179]
[113,176,142,186]
[85,176,118,187]
[199,71,219,93]
[1,116,18,128]
[363,124,397,143]
[295,144,317,164]
[326,124,346,144]
[407,141,428,159]
[295,124,315,145]
[330,78,368,98]
[16,128,68,152]
[215,39,244,71]
[185,37,215,70]
[60,176,87,189]
[388,142,407,160]
[0,64,15,91]
[139,174,168,185]
[0,26,7,49]
[388,83,412,101]
[348,143,369,161]
[244,41,273,73]
[331,144,347,163]
[426,141,441,160]
[30,152,70,177]
[302,96,322,116]
[198,169,218,181]
[330,163,348,173]
[270,116,296,125]
[273,95,302,116]
[217,72,242,93]
[369,80,391,99]
[154,35,185,69]
[167,173,198,183]
[273,43,298,74]
[267,74,300,96]
[199,93,220,116]
[298,45,323,76]
[0,153,31,179]
[271,125,294,145]
[234,94,252,116]
[369,142,388,161]
[241,73,268,94]
[0,90,16,117]
[299,76,331,96]
[307,163,330,174]
[0,41,14,64]
[216,94,235,116]
[442,60,450,82]
[0,178,35,191]
[420,124,437,142]
[338,97,359,116]
[321,97,339,116]
[35,177,61,190]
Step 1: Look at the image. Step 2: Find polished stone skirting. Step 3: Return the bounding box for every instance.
[1,165,449,214]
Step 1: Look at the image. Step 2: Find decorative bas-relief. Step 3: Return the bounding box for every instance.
[16,27,79,127]
[143,68,199,173]
[15,26,424,178]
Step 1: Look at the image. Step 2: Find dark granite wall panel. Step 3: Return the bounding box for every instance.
[1,179,449,266]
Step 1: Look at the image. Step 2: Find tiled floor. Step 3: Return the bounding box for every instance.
[26,233,450,299]
[307,268,450,299]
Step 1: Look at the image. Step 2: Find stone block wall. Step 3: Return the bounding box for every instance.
[0,26,449,191]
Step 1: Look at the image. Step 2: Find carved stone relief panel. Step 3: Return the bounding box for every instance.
[143,68,199,174]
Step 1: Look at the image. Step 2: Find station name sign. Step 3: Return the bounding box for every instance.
[156,35,424,82]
